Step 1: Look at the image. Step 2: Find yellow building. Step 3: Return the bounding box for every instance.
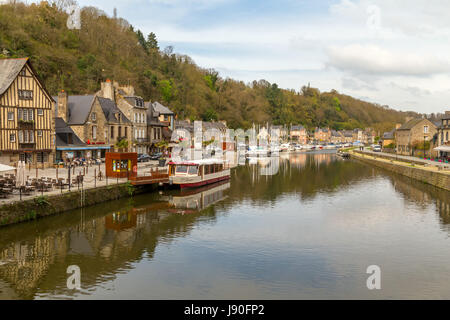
[0,58,55,167]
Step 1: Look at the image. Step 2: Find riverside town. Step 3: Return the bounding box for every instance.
[0,0,450,305]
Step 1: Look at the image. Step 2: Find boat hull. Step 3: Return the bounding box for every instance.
[179,175,230,189]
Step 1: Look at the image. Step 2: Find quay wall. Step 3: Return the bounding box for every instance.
[350,152,450,192]
[0,183,156,227]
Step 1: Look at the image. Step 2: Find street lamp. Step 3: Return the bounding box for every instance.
[424,135,426,159]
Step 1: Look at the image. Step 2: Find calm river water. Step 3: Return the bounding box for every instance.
[1,151,450,299]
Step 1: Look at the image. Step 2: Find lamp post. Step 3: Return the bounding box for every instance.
[424,135,426,159]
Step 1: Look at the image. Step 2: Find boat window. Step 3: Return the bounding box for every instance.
[188,166,198,175]
[175,165,188,174]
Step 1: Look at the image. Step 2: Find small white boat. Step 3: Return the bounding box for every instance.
[246,145,269,157]
[168,158,230,188]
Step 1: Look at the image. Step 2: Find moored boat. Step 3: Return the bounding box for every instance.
[168,158,231,188]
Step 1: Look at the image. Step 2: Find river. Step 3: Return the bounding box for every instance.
[1,151,450,299]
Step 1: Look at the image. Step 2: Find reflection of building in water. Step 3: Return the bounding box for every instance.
[105,211,137,231]
[390,175,450,225]
[168,182,230,213]
[0,190,223,299]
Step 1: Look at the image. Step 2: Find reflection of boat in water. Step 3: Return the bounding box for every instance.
[166,181,230,214]
[168,159,230,188]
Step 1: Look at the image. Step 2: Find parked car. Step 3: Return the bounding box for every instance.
[149,152,163,160]
[137,154,151,162]
[372,145,382,152]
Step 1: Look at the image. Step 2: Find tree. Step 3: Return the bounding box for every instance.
[158,79,175,103]
[136,29,147,52]
[146,32,158,50]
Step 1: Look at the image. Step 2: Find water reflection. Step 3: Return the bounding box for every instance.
[0,152,449,299]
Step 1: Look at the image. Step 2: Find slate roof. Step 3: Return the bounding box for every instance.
[54,95,96,125]
[97,97,130,123]
[331,130,342,137]
[342,130,353,137]
[55,117,86,147]
[152,101,174,115]
[383,129,396,140]
[0,58,28,96]
[290,125,305,131]
[146,102,165,126]
[397,118,425,130]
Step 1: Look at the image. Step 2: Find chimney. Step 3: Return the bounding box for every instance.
[395,123,402,129]
[101,79,115,101]
[57,90,68,122]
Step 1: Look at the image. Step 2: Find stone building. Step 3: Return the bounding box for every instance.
[314,127,331,143]
[290,125,308,145]
[341,130,354,143]
[435,111,450,158]
[55,91,131,159]
[99,80,148,155]
[146,102,165,152]
[395,118,437,156]
[152,101,175,131]
[330,130,344,144]
[0,58,55,168]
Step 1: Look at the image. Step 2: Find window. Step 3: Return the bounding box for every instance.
[18,131,23,143]
[18,109,33,121]
[10,133,15,142]
[188,166,198,175]
[37,130,43,137]
[111,127,114,138]
[118,126,122,137]
[424,126,429,134]
[91,112,97,121]
[7,112,14,121]
[37,109,44,116]
[19,69,26,76]
[175,165,188,174]
[36,152,48,163]
[28,131,34,143]
[134,113,137,123]
[92,126,97,140]
[124,127,128,137]
[446,132,449,141]
[18,90,33,100]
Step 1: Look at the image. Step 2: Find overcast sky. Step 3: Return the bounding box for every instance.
[23,0,450,114]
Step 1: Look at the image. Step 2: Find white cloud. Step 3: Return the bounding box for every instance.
[326,44,450,77]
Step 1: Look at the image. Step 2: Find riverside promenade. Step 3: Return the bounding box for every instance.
[0,161,164,206]
[350,149,450,191]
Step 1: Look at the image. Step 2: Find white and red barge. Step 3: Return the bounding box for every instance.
[168,159,230,188]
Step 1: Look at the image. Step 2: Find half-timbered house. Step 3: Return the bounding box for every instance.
[0,58,55,167]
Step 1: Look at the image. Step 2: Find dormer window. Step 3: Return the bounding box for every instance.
[91,112,97,121]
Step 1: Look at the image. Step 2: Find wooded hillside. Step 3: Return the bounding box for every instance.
[0,1,418,131]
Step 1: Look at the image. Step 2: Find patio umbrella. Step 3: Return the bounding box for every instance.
[0,163,16,173]
[16,161,26,189]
